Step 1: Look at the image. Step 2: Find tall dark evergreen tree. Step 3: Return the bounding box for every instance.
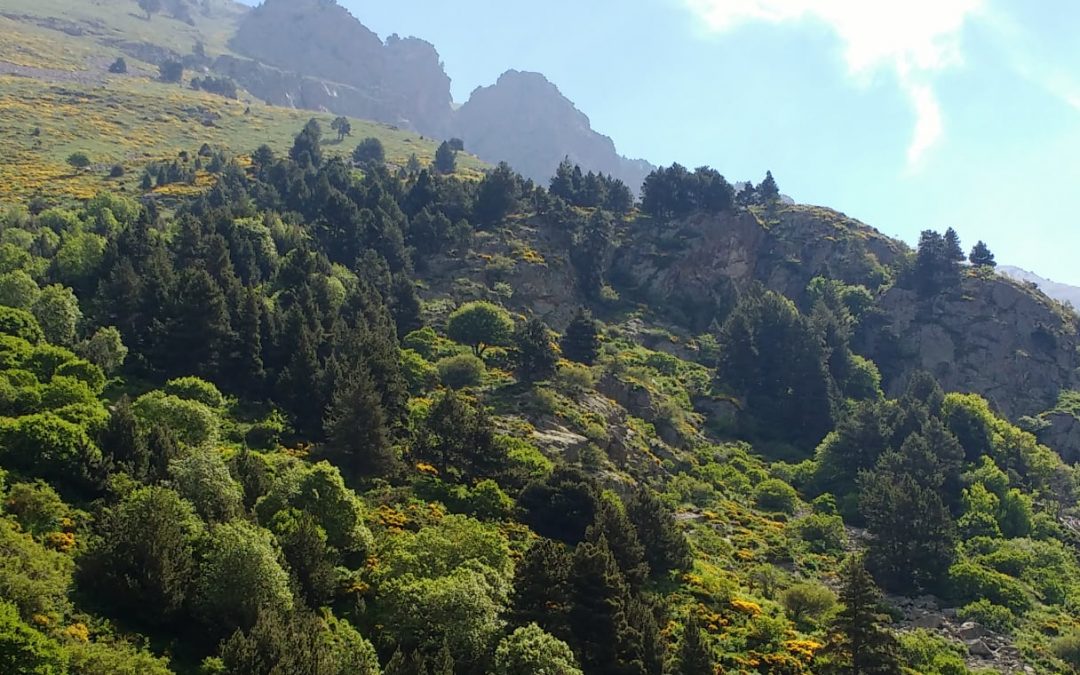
[324,365,396,479]
[943,227,965,264]
[567,537,638,675]
[573,210,615,298]
[675,613,715,675]
[509,538,574,640]
[821,556,902,675]
[587,498,649,590]
[717,288,833,446]
[561,309,601,366]
[511,318,559,383]
[758,170,780,203]
[473,162,520,228]
[969,241,996,268]
[626,487,692,577]
[100,396,150,482]
[290,119,323,169]
[433,141,456,175]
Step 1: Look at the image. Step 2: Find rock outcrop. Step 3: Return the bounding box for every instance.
[857,275,1080,419]
[610,204,905,330]
[452,70,654,191]
[228,0,453,136]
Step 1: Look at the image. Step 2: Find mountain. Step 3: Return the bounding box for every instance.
[999,265,1080,309]
[6,4,1080,675]
[452,70,655,191]
[223,0,653,189]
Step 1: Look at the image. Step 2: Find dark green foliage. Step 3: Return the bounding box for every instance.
[330,116,352,142]
[138,0,162,19]
[910,229,962,296]
[572,210,615,298]
[511,318,558,383]
[519,467,599,544]
[412,390,499,481]
[218,609,379,675]
[67,152,91,171]
[158,60,183,83]
[352,137,385,167]
[99,395,149,481]
[434,141,456,175]
[474,163,521,227]
[108,57,127,74]
[82,486,202,626]
[626,487,691,576]
[641,164,734,219]
[675,612,714,675]
[324,365,395,478]
[758,170,780,203]
[821,556,902,675]
[860,470,956,593]
[717,288,833,447]
[550,159,634,214]
[561,309,601,366]
[587,497,649,590]
[969,241,996,268]
[436,354,485,389]
[290,119,323,169]
[509,538,573,640]
[270,510,337,608]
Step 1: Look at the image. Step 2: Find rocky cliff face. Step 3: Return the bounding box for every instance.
[228,0,452,135]
[857,275,1080,419]
[610,204,905,330]
[452,70,654,191]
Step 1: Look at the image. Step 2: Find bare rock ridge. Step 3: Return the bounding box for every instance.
[226,0,654,189]
[453,70,654,190]
[999,265,1080,309]
[229,0,453,137]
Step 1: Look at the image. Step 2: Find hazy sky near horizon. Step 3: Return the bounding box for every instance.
[243,0,1080,283]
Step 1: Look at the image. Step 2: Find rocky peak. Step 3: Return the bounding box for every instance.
[452,70,654,192]
[228,0,452,135]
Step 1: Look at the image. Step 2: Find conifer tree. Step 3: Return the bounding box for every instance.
[561,309,601,365]
[969,241,996,268]
[675,613,715,675]
[434,141,456,175]
[568,537,637,675]
[100,395,150,481]
[429,640,455,675]
[759,170,780,203]
[511,317,559,383]
[509,538,573,640]
[944,227,965,263]
[290,119,323,169]
[324,365,395,478]
[587,498,649,590]
[235,287,266,398]
[821,556,902,675]
[626,487,692,576]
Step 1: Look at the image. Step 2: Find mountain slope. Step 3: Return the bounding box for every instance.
[999,265,1080,309]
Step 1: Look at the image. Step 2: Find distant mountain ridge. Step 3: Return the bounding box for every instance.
[226,0,655,190]
[999,266,1080,309]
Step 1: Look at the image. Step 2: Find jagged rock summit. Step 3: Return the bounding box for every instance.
[452,70,654,191]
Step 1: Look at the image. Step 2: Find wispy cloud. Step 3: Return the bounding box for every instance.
[684,0,984,165]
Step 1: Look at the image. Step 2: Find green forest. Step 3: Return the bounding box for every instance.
[0,112,1077,675]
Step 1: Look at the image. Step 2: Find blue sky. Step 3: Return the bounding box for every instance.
[245,0,1080,283]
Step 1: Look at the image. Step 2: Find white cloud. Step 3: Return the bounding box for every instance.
[684,0,984,165]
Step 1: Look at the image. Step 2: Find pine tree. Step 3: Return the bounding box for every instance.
[587,498,649,590]
[511,318,559,383]
[509,538,574,640]
[626,487,692,577]
[561,309,601,366]
[169,268,233,379]
[758,170,780,203]
[390,274,422,337]
[675,613,715,675]
[969,241,996,268]
[944,227,965,263]
[434,141,456,175]
[234,288,266,398]
[100,395,150,481]
[567,537,637,675]
[290,119,323,169]
[822,556,902,675]
[324,365,396,479]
